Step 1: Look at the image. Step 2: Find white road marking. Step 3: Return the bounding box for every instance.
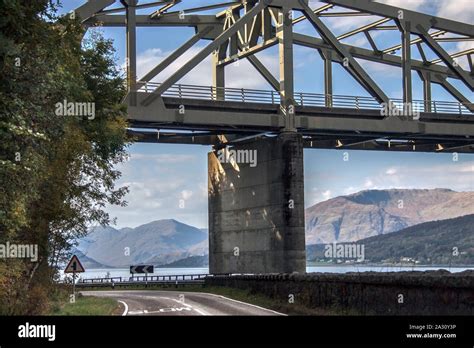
[91,290,285,316]
[191,307,208,316]
[118,300,129,316]
[198,292,287,316]
[171,298,209,316]
[127,307,193,315]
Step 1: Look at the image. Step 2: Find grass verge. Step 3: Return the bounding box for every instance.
[49,292,120,316]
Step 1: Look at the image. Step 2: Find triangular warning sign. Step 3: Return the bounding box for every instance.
[64,255,85,273]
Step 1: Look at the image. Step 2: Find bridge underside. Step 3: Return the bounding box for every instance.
[127,95,474,153]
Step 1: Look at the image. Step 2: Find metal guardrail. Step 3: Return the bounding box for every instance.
[79,273,210,284]
[137,81,473,115]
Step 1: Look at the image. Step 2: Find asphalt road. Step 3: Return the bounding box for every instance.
[81,290,285,316]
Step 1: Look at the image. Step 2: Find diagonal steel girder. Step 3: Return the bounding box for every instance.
[416,24,474,91]
[141,0,267,106]
[292,33,471,80]
[247,55,280,91]
[137,26,214,87]
[217,29,469,85]
[298,0,390,104]
[74,0,115,22]
[150,0,181,18]
[316,0,473,95]
[292,34,473,111]
[320,0,473,36]
[434,76,474,112]
[226,32,280,91]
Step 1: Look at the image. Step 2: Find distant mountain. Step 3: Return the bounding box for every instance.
[75,189,474,268]
[305,189,474,244]
[76,219,208,267]
[307,214,474,265]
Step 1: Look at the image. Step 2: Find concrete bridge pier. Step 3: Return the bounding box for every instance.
[208,132,306,274]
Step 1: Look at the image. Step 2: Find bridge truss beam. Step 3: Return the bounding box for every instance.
[73,0,474,152]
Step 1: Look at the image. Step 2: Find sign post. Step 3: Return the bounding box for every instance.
[64,255,85,301]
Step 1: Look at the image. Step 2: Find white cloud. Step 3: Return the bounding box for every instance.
[308,0,388,33]
[375,0,428,11]
[306,187,334,206]
[325,15,384,33]
[435,0,474,23]
[322,190,332,200]
[364,179,375,189]
[105,147,210,229]
[180,189,193,201]
[107,176,207,228]
[358,59,401,78]
[348,161,474,196]
[343,186,358,195]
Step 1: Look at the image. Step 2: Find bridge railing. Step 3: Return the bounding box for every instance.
[138,81,473,115]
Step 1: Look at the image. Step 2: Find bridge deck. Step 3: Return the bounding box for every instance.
[125,82,474,153]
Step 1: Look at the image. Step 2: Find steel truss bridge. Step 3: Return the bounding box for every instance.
[74,0,474,153]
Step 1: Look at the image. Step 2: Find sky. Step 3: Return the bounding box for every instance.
[58,0,473,229]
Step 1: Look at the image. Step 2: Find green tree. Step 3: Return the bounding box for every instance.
[0,1,131,314]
